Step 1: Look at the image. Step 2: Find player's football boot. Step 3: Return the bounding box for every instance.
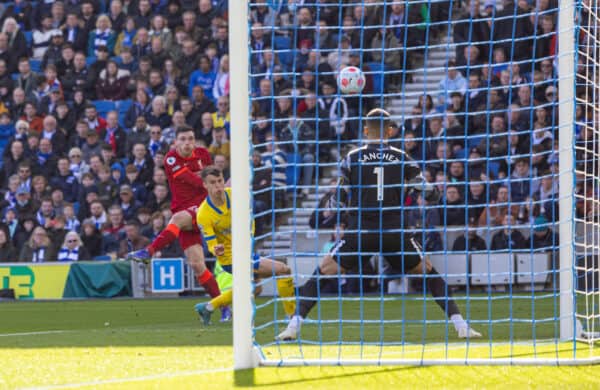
[275,326,298,341]
[457,327,482,339]
[126,248,151,263]
[195,302,213,325]
[220,306,232,322]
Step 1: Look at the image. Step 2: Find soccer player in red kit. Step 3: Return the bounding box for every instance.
[127,126,225,315]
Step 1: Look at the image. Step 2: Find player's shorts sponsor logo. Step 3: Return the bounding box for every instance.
[166,157,176,165]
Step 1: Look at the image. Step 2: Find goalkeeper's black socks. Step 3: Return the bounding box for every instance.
[426,268,460,318]
[298,268,335,318]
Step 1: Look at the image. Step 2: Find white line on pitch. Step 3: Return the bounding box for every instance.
[0,330,69,337]
[20,367,233,390]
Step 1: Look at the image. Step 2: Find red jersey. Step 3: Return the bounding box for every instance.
[163,147,212,212]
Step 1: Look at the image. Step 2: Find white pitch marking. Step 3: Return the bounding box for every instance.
[0,330,69,337]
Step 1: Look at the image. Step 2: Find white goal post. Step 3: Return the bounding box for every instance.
[229,0,598,368]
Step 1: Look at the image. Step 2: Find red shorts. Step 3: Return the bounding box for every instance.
[175,205,203,250]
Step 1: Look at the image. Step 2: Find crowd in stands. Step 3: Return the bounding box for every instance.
[0,0,590,263]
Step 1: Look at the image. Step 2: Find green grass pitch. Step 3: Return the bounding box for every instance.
[0,297,599,389]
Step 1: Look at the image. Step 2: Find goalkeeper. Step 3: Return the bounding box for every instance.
[194,166,296,324]
[277,108,481,341]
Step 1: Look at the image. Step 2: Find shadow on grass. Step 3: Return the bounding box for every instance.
[233,366,417,387]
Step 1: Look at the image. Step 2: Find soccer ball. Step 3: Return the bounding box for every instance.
[337,66,366,94]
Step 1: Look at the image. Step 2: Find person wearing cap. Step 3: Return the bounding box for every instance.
[118,184,143,221]
[15,186,37,220]
[81,129,102,162]
[452,217,488,252]
[530,214,559,250]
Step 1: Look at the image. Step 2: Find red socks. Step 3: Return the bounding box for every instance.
[197,269,221,298]
[148,223,181,255]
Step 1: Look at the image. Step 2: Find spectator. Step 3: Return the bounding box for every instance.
[440,185,465,226]
[491,214,527,250]
[145,182,170,211]
[34,138,58,178]
[54,101,76,134]
[162,110,185,145]
[32,15,55,60]
[57,230,90,262]
[213,55,229,101]
[191,84,216,114]
[452,217,487,252]
[117,219,150,258]
[9,88,27,119]
[62,12,88,53]
[211,96,230,132]
[16,58,38,101]
[68,146,90,181]
[188,55,217,101]
[117,184,143,221]
[135,0,154,29]
[62,52,91,100]
[1,140,27,184]
[128,143,154,187]
[62,203,80,232]
[41,30,65,71]
[108,0,126,33]
[21,102,44,134]
[530,215,559,250]
[208,127,230,161]
[114,16,137,55]
[124,89,151,129]
[50,158,79,203]
[511,158,535,203]
[18,225,56,262]
[96,61,130,101]
[88,15,117,57]
[262,133,287,209]
[87,199,107,230]
[145,95,171,129]
[80,218,103,258]
[1,4,33,32]
[96,164,118,208]
[81,130,102,162]
[0,226,17,262]
[438,60,467,107]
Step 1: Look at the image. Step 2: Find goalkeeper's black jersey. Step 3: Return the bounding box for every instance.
[337,142,422,229]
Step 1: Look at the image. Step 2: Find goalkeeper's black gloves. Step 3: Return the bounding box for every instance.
[406,177,440,204]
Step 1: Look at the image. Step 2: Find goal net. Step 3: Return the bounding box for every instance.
[229,0,600,367]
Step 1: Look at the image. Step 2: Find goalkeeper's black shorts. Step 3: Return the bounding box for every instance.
[329,230,423,274]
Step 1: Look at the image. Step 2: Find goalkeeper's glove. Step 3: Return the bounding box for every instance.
[407,177,440,204]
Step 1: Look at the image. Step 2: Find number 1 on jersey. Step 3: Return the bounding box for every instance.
[373,167,384,201]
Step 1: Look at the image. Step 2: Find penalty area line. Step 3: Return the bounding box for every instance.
[21,367,234,390]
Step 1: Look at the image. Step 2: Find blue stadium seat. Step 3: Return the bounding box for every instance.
[30,59,41,73]
[115,99,132,128]
[488,161,500,178]
[92,100,116,117]
[366,62,385,95]
[24,31,32,47]
[274,36,293,68]
[86,57,96,66]
[286,153,302,192]
[11,73,18,81]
